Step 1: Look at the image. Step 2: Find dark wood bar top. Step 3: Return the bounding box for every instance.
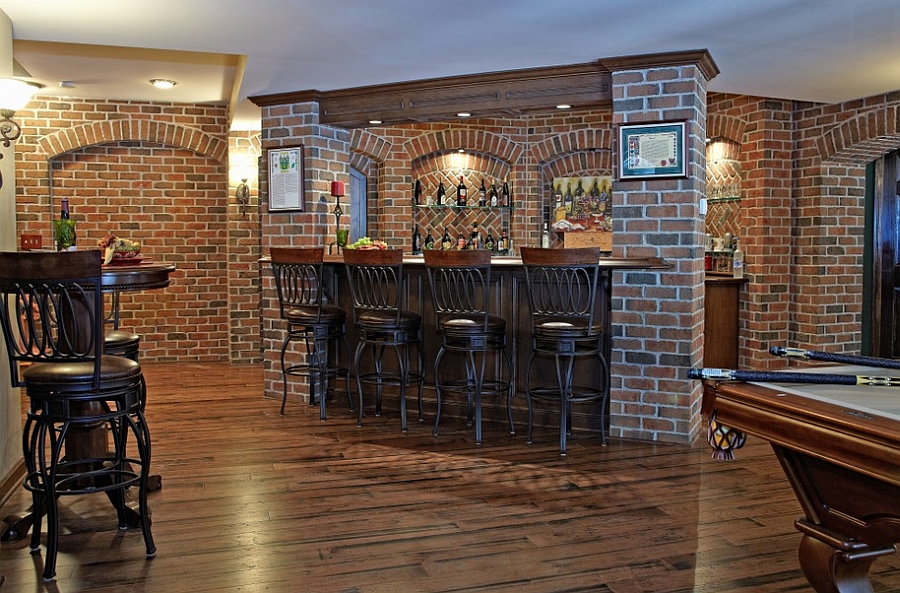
[263,253,670,270]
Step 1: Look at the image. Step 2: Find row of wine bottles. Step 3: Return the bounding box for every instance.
[411,223,511,255]
[413,178,512,208]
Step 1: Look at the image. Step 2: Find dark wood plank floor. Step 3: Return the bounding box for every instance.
[3,362,900,592]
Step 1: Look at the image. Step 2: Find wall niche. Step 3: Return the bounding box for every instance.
[705,138,742,241]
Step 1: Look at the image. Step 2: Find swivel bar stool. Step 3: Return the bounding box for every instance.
[343,248,424,431]
[520,246,608,456]
[270,247,353,418]
[104,290,141,361]
[423,249,514,444]
[0,250,156,580]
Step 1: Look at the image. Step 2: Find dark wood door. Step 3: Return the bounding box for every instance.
[872,150,900,357]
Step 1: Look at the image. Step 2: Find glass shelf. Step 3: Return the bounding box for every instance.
[414,204,514,211]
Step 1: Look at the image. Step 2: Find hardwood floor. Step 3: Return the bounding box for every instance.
[2,362,900,592]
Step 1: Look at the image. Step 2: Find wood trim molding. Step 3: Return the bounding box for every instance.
[0,459,25,510]
[249,49,718,129]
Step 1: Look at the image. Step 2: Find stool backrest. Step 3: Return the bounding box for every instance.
[0,250,104,389]
[423,249,493,330]
[520,247,602,330]
[270,247,328,322]
[342,248,405,323]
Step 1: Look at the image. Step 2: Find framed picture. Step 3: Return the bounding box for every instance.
[267,145,305,211]
[618,121,687,180]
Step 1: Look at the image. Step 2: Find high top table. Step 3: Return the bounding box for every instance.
[1,259,175,541]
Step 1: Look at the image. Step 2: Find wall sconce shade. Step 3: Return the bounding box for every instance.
[0,78,42,190]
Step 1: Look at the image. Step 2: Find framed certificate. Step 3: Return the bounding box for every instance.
[618,121,687,180]
[267,145,305,211]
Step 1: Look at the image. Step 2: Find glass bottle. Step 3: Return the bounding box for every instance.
[424,229,435,251]
[478,179,487,207]
[441,227,453,250]
[54,198,77,251]
[437,181,446,206]
[456,176,467,207]
[412,226,421,255]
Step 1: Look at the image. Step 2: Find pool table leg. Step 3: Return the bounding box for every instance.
[796,521,896,593]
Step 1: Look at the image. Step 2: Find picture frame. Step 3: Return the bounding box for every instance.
[267,144,305,211]
[618,121,687,180]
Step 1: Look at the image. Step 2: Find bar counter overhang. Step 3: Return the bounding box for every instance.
[262,253,670,438]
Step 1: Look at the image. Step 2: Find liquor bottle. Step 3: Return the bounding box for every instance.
[498,229,509,254]
[502,182,510,207]
[541,223,551,248]
[55,198,77,251]
[441,227,453,250]
[732,237,744,279]
[412,226,422,255]
[456,176,467,207]
[424,229,435,251]
[437,181,446,206]
[489,183,498,207]
[457,233,466,250]
[484,230,495,253]
[413,179,422,206]
[469,223,481,250]
[478,179,487,207]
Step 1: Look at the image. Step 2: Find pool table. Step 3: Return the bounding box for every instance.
[701,364,900,593]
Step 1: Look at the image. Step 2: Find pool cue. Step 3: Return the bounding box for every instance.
[688,367,900,386]
[769,346,900,371]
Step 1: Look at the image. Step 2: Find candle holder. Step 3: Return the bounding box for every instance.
[328,181,348,254]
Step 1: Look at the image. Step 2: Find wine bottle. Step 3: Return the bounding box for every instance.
[502,182,510,207]
[56,198,77,251]
[437,181,446,206]
[484,230,495,253]
[489,183,498,207]
[456,176,467,207]
[413,179,421,206]
[441,228,453,250]
[412,226,422,255]
[424,229,435,251]
[498,229,509,254]
[478,179,487,207]
[541,223,551,248]
[469,223,481,250]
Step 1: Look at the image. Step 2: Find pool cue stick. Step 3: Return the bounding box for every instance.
[688,367,900,386]
[769,346,900,371]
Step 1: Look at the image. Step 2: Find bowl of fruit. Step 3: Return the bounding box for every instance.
[98,235,142,264]
[346,237,388,250]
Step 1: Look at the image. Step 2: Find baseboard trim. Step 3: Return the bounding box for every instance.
[0,460,25,510]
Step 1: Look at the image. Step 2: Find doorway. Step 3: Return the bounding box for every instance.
[869,150,900,357]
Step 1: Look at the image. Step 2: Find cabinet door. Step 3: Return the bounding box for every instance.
[705,280,740,368]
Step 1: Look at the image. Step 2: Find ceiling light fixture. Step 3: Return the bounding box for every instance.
[556,104,572,109]
[457,112,471,117]
[149,79,177,89]
[368,119,383,125]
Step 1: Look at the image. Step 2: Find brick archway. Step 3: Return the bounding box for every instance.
[38,120,227,162]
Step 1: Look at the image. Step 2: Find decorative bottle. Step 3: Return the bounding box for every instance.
[732,237,744,279]
[424,229,435,251]
[437,182,446,206]
[489,183,498,207]
[413,179,421,206]
[55,198,77,251]
[484,230,496,254]
[478,179,487,207]
[502,182,510,207]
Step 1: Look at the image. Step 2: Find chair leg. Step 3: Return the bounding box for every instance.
[279,333,293,415]
[415,338,425,423]
[473,351,486,446]
[315,335,329,421]
[554,352,576,457]
[524,350,537,445]
[504,348,516,435]
[354,341,366,427]
[130,410,156,558]
[432,346,446,437]
[41,419,67,580]
[341,334,354,411]
[396,344,408,432]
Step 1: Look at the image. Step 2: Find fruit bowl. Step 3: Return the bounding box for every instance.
[99,235,142,264]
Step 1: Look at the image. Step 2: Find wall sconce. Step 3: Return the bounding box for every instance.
[329,181,348,254]
[235,178,251,216]
[0,78,42,190]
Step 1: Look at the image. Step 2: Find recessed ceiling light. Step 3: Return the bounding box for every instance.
[457,112,471,117]
[368,119,382,125]
[556,104,572,109]
[458,148,465,153]
[149,79,177,89]
[59,81,76,89]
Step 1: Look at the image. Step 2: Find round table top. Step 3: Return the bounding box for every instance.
[101,260,176,292]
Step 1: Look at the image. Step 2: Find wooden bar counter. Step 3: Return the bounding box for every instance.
[269,253,668,437]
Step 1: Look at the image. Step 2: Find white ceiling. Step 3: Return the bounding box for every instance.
[1,0,899,131]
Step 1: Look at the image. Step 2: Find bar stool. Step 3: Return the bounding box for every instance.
[423,249,514,444]
[270,247,353,418]
[104,292,141,361]
[343,248,424,431]
[0,250,156,580]
[520,246,608,456]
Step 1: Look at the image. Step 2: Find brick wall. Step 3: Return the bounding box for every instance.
[708,92,900,367]
[12,96,258,363]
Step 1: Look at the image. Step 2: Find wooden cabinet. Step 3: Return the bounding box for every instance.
[704,275,746,368]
